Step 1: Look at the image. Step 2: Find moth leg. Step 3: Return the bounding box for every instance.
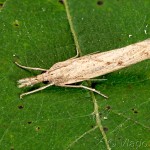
[15,62,47,71]
[74,48,80,58]
[69,48,80,59]
[59,84,108,98]
[20,83,54,99]
[69,50,100,60]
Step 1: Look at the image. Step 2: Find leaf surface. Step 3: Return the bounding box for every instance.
[0,0,150,149]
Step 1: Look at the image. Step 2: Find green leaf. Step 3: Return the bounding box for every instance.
[0,0,150,149]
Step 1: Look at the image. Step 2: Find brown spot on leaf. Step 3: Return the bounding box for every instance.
[127,84,132,89]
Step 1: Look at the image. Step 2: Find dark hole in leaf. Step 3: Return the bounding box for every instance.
[0,3,3,8]
[13,20,20,27]
[106,105,111,110]
[134,110,138,114]
[27,121,32,124]
[99,112,102,116]
[97,0,103,6]
[18,105,24,109]
[118,38,122,42]
[91,125,94,128]
[14,23,19,27]
[103,127,108,132]
[131,108,138,114]
[36,126,40,131]
[10,147,14,150]
[59,0,64,5]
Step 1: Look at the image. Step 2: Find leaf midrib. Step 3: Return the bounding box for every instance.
[64,1,111,149]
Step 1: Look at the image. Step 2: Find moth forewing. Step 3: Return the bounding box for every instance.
[47,39,150,85]
[16,39,150,98]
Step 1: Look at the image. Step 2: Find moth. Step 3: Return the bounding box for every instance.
[16,39,150,99]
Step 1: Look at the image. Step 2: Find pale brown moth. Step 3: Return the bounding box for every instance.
[16,39,150,99]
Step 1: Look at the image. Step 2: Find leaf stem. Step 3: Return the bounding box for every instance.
[64,0,82,56]
[64,1,111,149]
[92,93,111,150]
